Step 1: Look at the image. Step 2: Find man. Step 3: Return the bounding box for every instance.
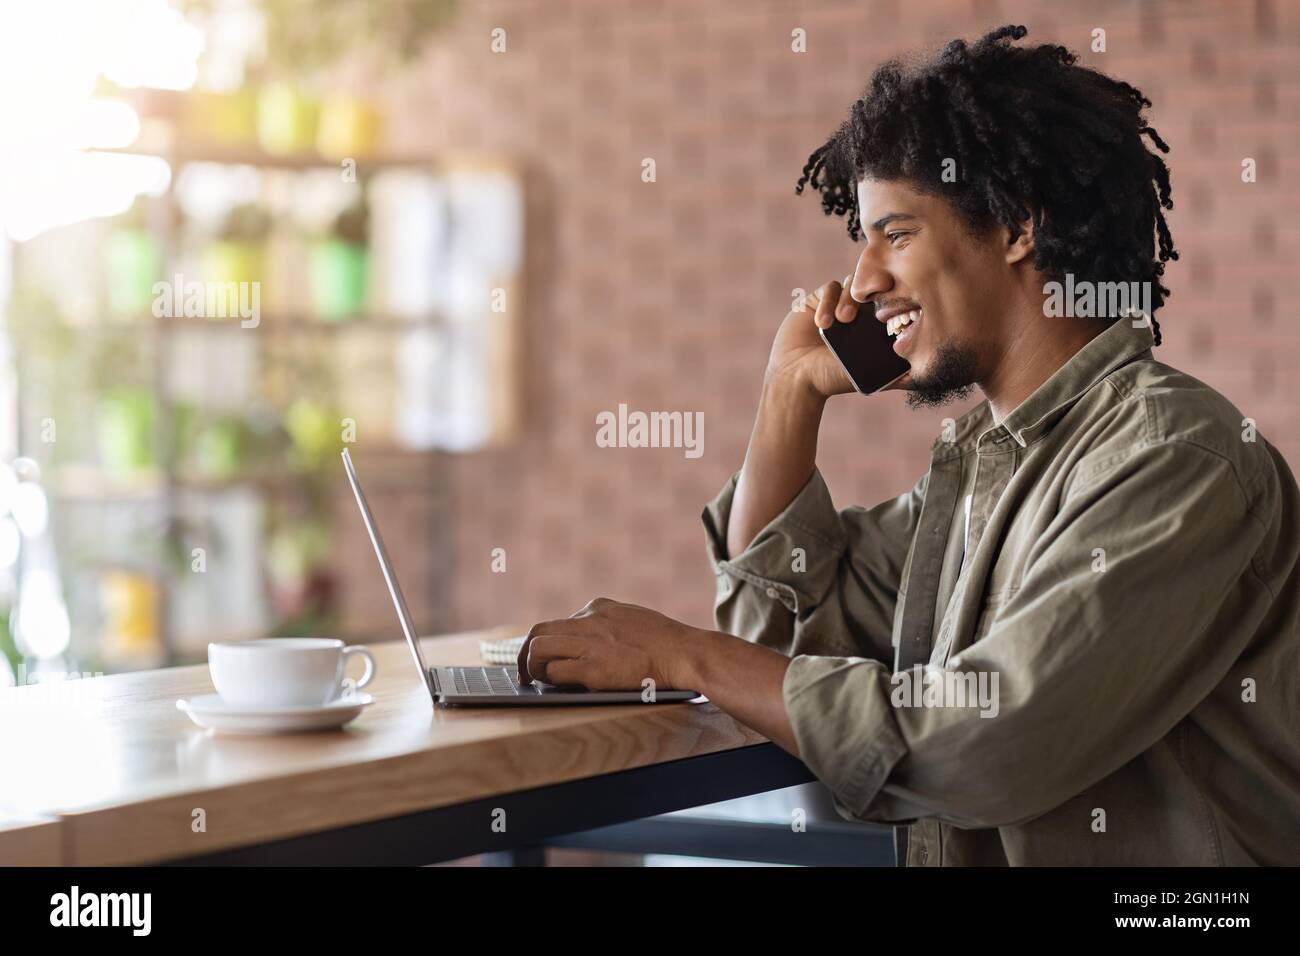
[519,25,1300,865]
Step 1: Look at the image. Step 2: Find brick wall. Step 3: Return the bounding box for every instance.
[387,0,1300,633]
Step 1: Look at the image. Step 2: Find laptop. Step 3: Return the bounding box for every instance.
[342,449,699,706]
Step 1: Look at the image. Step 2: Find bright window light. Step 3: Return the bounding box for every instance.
[0,0,202,240]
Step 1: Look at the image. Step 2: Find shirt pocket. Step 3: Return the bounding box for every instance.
[939,586,1019,666]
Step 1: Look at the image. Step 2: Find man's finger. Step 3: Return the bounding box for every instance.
[526,634,590,683]
[835,273,861,323]
[517,628,536,679]
[813,279,842,329]
[542,657,593,689]
[517,620,558,680]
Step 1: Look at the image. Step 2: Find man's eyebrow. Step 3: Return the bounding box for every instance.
[868,212,918,231]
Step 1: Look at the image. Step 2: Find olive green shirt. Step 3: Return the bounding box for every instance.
[702,317,1300,865]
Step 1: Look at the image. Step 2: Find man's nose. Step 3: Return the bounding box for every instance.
[849,250,890,304]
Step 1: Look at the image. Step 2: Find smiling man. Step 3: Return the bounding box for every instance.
[519,25,1300,865]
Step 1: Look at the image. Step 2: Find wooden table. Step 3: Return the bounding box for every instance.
[0,810,62,866]
[0,628,812,865]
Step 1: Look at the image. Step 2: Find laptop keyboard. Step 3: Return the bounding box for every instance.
[452,666,525,696]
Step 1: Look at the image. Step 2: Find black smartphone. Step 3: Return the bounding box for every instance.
[818,300,911,394]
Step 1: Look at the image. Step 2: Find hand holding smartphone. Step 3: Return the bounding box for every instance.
[818,290,911,395]
[816,303,909,395]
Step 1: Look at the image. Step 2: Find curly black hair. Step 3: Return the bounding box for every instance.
[795,24,1176,345]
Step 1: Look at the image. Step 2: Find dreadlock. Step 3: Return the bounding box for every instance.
[795,24,1177,346]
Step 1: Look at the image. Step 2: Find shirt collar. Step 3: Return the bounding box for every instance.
[931,317,1156,456]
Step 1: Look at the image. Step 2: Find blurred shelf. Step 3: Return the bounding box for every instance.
[154,312,448,333]
[51,467,166,500]
[52,450,446,500]
[92,134,521,176]
[16,313,449,340]
[171,462,447,493]
[93,143,436,171]
[20,114,521,670]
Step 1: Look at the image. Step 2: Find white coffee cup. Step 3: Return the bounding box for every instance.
[208,638,376,709]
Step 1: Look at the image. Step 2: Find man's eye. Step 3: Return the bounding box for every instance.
[887,231,908,244]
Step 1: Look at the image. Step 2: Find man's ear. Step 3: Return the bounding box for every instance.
[1004,208,1040,266]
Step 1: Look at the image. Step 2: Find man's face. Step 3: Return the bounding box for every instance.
[851,177,1011,408]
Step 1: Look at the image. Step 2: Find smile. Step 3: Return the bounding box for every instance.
[885,307,922,356]
[886,308,921,336]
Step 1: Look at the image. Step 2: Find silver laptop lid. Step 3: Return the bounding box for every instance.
[341,448,436,700]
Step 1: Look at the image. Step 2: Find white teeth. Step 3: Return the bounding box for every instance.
[887,309,922,336]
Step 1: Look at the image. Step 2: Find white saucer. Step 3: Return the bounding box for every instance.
[176,693,374,734]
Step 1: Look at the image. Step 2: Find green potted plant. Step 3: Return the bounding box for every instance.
[201,203,270,292]
[184,0,459,158]
[308,199,368,321]
[257,80,320,156]
[183,88,259,146]
[265,397,347,634]
[96,386,158,476]
[105,198,162,318]
[316,92,382,159]
[183,1,459,76]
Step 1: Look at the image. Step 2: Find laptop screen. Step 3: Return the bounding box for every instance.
[341,448,436,700]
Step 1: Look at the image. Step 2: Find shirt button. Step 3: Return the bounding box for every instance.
[765,587,779,599]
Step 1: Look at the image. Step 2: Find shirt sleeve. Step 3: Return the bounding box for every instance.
[701,467,927,664]
[782,439,1271,829]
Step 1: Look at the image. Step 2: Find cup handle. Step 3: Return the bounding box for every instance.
[341,646,376,697]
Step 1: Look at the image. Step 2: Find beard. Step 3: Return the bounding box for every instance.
[905,341,980,409]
